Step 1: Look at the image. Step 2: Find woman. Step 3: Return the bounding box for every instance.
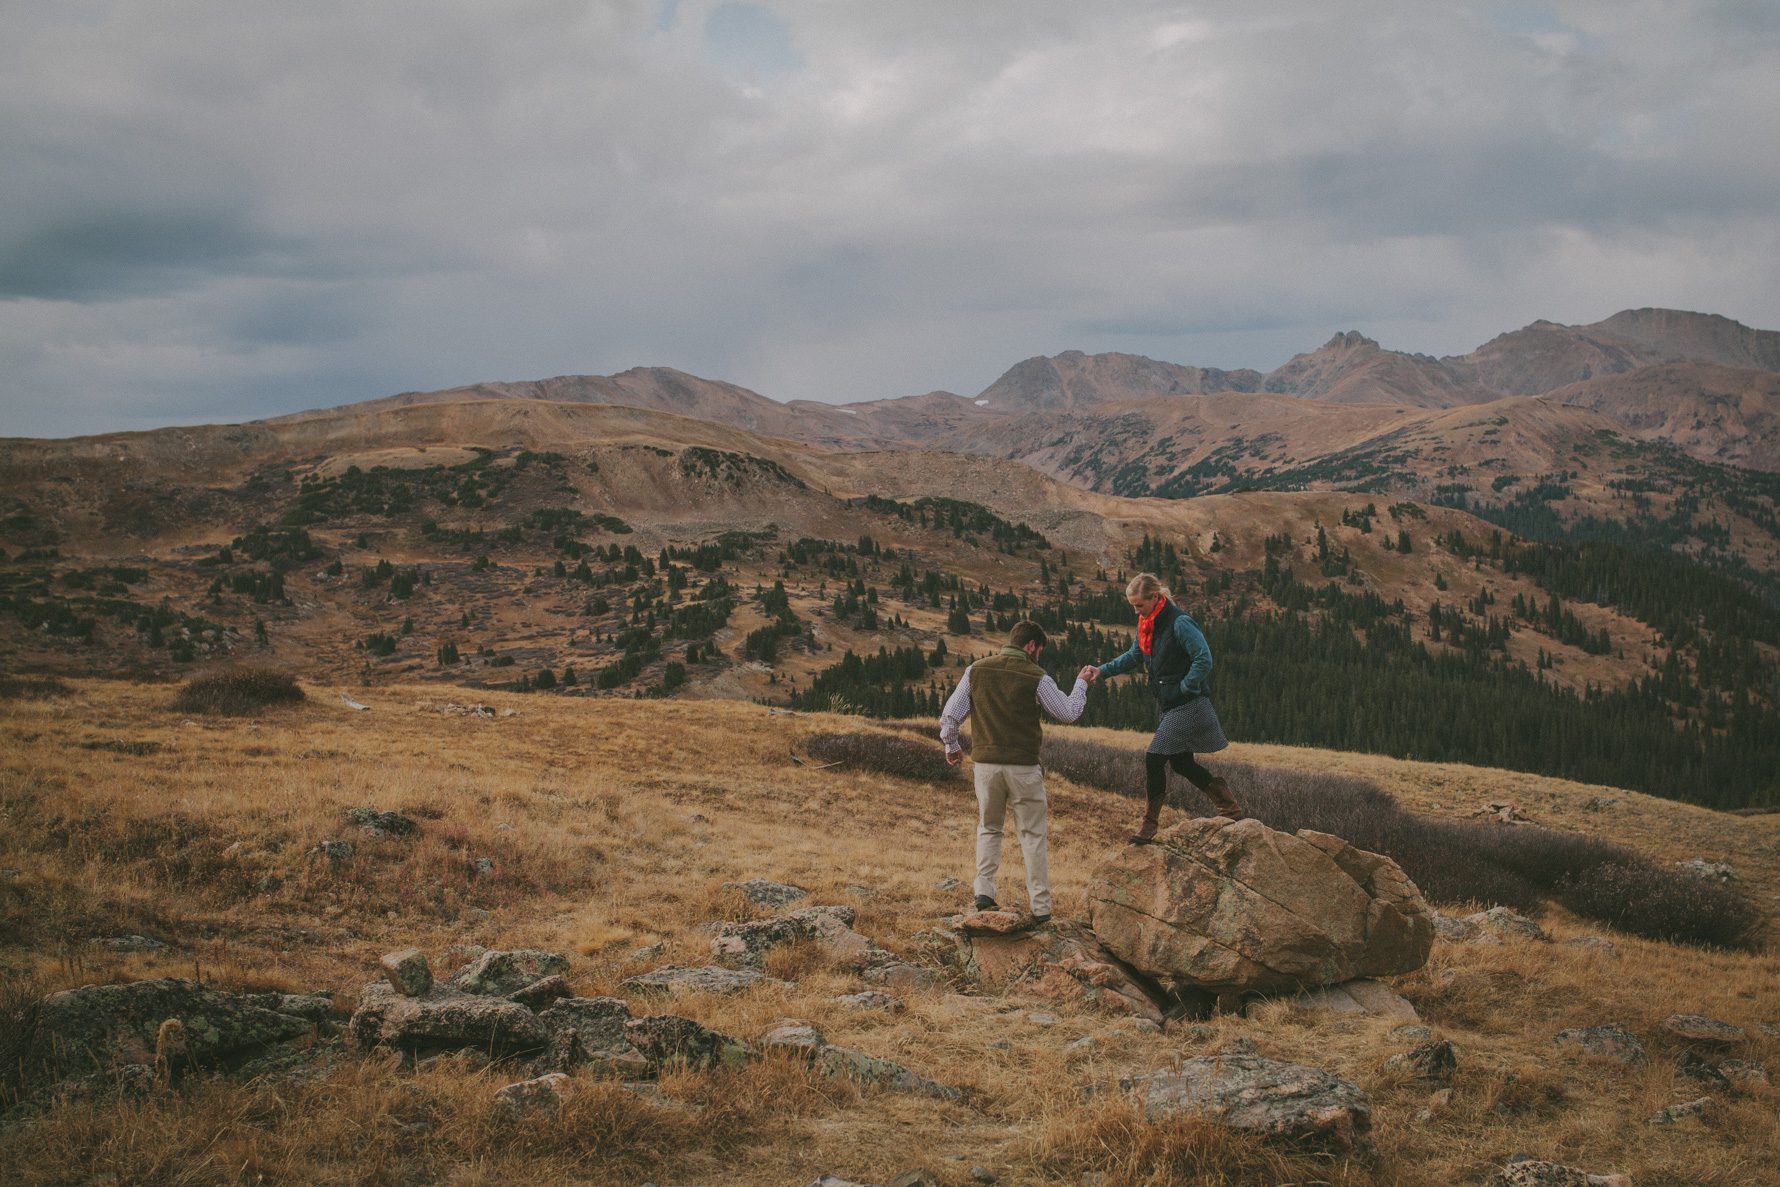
[1093,572,1243,842]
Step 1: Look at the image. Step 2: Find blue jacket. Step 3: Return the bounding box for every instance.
[1098,600,1212,710]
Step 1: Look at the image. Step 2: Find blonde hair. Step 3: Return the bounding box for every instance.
[1126,572,1170,602]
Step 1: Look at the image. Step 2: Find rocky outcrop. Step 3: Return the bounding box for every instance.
[621,965,789,995]
[1087,818,1433,993]
[1487,1160,1632,1187]
[938,915,1172,1025]
[10,978,319,1099]
[444,949,568,997]
[1125,1054,1373,1153]
[349,982,554,1060]
[711,904,891,971]
[1551,1024,1646,1065]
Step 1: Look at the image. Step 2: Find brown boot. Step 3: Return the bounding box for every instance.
[1202,777,1244,821]
[1129,791,1164,844]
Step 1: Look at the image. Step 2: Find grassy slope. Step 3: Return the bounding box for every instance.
[2,682,1777,1185]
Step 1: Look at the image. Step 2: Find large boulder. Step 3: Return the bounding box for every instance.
[1126,1054,1373,1154]
[11,978,315,1095]
[1087,818,1433,993]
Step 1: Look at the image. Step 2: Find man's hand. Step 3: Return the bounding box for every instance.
[1078,665,1100,684]
[945,748,964,766]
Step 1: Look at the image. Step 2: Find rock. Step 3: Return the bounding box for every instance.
[961,919,1171,1025]
[862,962,941,994]
[507,974,572,1010]
[1675,858,1736,881]
[1648,1095,1714,1125]
[1384,1039,1456,1085]
[1464,907,1546,941]
[309,839,354,865]
[1126,1054,1372,1153]
[534,997,651,1076]
[1471,802,1534,825]
[1067,1036,1095,1053]
[1391,1024,1433,1043]
[1580,796,1620,812]
[1087,819,1433,994]
[344,807,416,838]
[91,935,167,953]
[492,1071,574,1119]
[723,877,809,909]
[836,991,904,1013]
[970,1169,997,1184]
[1220,1037,1259,1056]
[1286,979,1419,1021]
[1721,1059,1769,1087]
[244,992,335,1021]
[712,905,881,970]
[933,877,964,892]
[446,950,570,997]
[889,1171,940,1187]
[1128,1018,1162,1034]
[1561,935,1618,957]
[760,1019,826,1054]
[1488,1159,1633,1187]
[816,1045,961,1100]
[950,909,1032,935]
[470,857,495,877]
[1662,1013,1745,1045]
[624,1014,752,1071]
[14,978,313,1095]
[1675,1049,1731,1090]
[380,949,433,997]
[807,1177,878,1187]
[1551,1024,1646,1065]
[621,965,789,996]
[630,942,665,962]
[349,981,553,1059]
[1027,1012,1057,1026]
[1430,912,1489,944]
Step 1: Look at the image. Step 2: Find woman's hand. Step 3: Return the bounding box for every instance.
[1079,665,1100,684]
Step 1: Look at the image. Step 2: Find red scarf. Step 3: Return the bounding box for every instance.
[1137,599,1164,656]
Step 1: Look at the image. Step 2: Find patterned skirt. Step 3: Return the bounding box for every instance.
[1147,696,1229,755]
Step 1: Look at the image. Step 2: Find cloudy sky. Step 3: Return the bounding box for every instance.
[4,1,1778,438]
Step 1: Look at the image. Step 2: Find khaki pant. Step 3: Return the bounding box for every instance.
[973,762,1051,916]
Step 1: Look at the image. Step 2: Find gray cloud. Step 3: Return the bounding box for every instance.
[3,0,1778,437]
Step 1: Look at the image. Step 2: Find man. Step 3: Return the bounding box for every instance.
[939,620,1096,925]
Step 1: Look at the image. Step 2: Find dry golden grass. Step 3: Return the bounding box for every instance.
[1,680,1777,1185]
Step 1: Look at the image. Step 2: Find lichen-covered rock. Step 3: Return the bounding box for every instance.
[1088,819,1433,994]
[1487,1159,1632,1187]
[445,949,569,997]
[759,1019,827,1054]
[15,978,313,1093]
[380,949,433,997]
[1464,907,1546,941]
[534,997,651,1076]
[1648,1095,1714,1125]
[1662,1013,1746,1045]
[621,965,789,995]
[492,1070,575,1119]
[711,916,806,969]
[1384,1039,1456,1085]
[624,1014,752,1070]
[861,963,940,994]
[723,877,809,909]
[836,991,904,1013]
[1126,1054,1372,1153]
[815,1045,961,1100]
[949,910,1030,935]
[1551,1024,1646,1065]
[507,974,572,1010]
[344,807,417,838]
[711,904,880,970]
[349,981,552,1058]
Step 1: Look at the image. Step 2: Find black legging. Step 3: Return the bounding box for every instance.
[1146,751,1214,800]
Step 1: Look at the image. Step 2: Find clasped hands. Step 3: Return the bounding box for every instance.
[1077,665,1101,685]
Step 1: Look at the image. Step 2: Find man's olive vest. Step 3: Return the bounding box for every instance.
[968,646,1046,765]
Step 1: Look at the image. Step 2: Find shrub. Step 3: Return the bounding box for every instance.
[803,731,960,786]
[0,676,73,700]
[171,667,305,716]
[1557,860,1764,950]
